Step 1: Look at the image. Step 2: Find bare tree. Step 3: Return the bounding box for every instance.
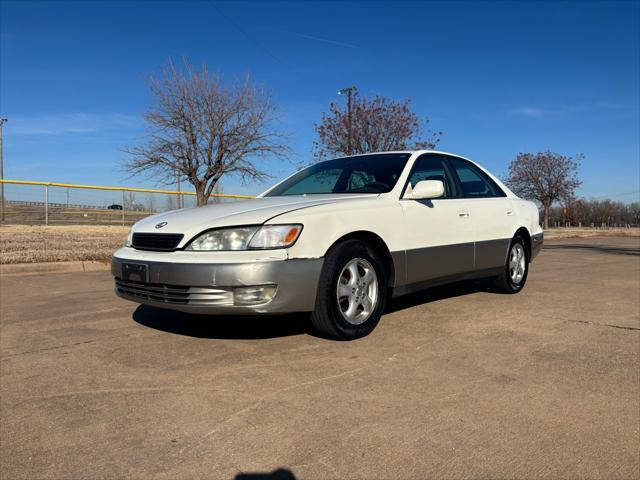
[631,202,640,225]
[505,151,582,229]
[145,195,156,213]
[123,191,136,211]
[125,60,288,206]
[547,198,640,227]
[314,95,441,160]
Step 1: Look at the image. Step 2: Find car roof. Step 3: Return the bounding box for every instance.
[340,150,472,161]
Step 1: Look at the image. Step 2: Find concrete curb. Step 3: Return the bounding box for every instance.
[0,260,111,276]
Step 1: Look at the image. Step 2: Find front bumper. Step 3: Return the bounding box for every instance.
[111,252,324,314]
[531,232,543,260]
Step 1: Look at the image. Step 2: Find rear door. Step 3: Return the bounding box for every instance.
[446,157,515,271]
[400,154,474,285]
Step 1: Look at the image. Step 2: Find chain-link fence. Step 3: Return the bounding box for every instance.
[0,180,253,226]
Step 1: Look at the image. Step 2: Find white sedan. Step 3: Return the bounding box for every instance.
[112,151,543,340]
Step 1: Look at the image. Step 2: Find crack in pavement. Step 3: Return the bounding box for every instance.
[1,330,141,359]
[175,367,365,457]
[7,386,258,407]
[566,319,640,331]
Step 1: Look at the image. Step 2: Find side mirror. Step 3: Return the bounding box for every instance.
[403,180,445,200]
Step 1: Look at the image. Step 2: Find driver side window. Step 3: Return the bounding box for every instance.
[348,170,376,191]
[406,155,453,198]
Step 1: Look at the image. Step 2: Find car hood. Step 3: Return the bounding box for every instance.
[132,194,376,242]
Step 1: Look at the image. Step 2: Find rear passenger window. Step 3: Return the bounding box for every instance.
[448,158,505,198]
[406,155,454,198]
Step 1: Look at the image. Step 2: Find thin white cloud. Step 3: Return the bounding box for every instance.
[6,113,140,135]
[510,106,547,118]
[509,102,635,118]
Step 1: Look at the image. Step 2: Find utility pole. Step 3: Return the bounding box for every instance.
[176,167,182,209]
[338,86,357,155]
[0,118,7,223]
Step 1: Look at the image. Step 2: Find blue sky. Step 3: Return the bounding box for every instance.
[1,0,639,200]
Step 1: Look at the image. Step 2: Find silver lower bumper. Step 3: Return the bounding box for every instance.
[111,256,324,314]
[531,232,543,260]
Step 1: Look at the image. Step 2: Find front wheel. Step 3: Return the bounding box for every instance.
[493,235,529,293]
[311,240,387,340]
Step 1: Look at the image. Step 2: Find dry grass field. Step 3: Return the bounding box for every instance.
[0,225,638,264]
[0,225,128,264]
[545,227,640,239]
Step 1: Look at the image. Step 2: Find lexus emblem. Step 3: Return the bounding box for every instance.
[155,222,168,229]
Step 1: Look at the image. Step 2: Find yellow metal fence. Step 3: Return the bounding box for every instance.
[0,179,254,226]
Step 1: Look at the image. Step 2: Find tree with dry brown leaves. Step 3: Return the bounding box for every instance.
[506,151,583,228]
[125,61,288,206]
[313,94,441,160]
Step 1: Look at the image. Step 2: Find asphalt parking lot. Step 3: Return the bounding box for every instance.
[1,236,639,479]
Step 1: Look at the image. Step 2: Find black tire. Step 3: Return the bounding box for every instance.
[493,234,529,293]
[310,240,388,340]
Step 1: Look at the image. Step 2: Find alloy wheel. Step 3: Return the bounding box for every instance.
[336,258,379,325]
[509,244,526,284]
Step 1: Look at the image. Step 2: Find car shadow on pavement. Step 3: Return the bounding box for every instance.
[133,305,313,340]
[386,278,498,314]
[132,279,498,339]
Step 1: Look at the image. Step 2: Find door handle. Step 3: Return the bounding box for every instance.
[507,209,514,216]
[458,210,470,217]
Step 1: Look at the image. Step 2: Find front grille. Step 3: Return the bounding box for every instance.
[115,278,233,306]
[132,233,184,251]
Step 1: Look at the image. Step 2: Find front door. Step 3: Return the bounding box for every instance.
[400,154,474,285]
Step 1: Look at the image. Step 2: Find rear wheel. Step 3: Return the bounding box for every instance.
[311,240,387,340]
[493,235,529,293]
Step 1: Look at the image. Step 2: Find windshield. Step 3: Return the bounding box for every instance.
[265,153,411,197]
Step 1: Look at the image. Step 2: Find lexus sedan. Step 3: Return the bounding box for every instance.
[112,151,543,340]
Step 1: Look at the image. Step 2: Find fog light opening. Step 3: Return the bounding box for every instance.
[233,285,277,306]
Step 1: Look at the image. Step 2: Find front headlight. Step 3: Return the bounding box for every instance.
[185,224,302,251]
[125,228,133,247]
[248,225,303,249]
[186,227,259,251]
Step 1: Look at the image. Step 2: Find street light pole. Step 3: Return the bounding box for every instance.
[338,86,357,155]
[0,118,7,224]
